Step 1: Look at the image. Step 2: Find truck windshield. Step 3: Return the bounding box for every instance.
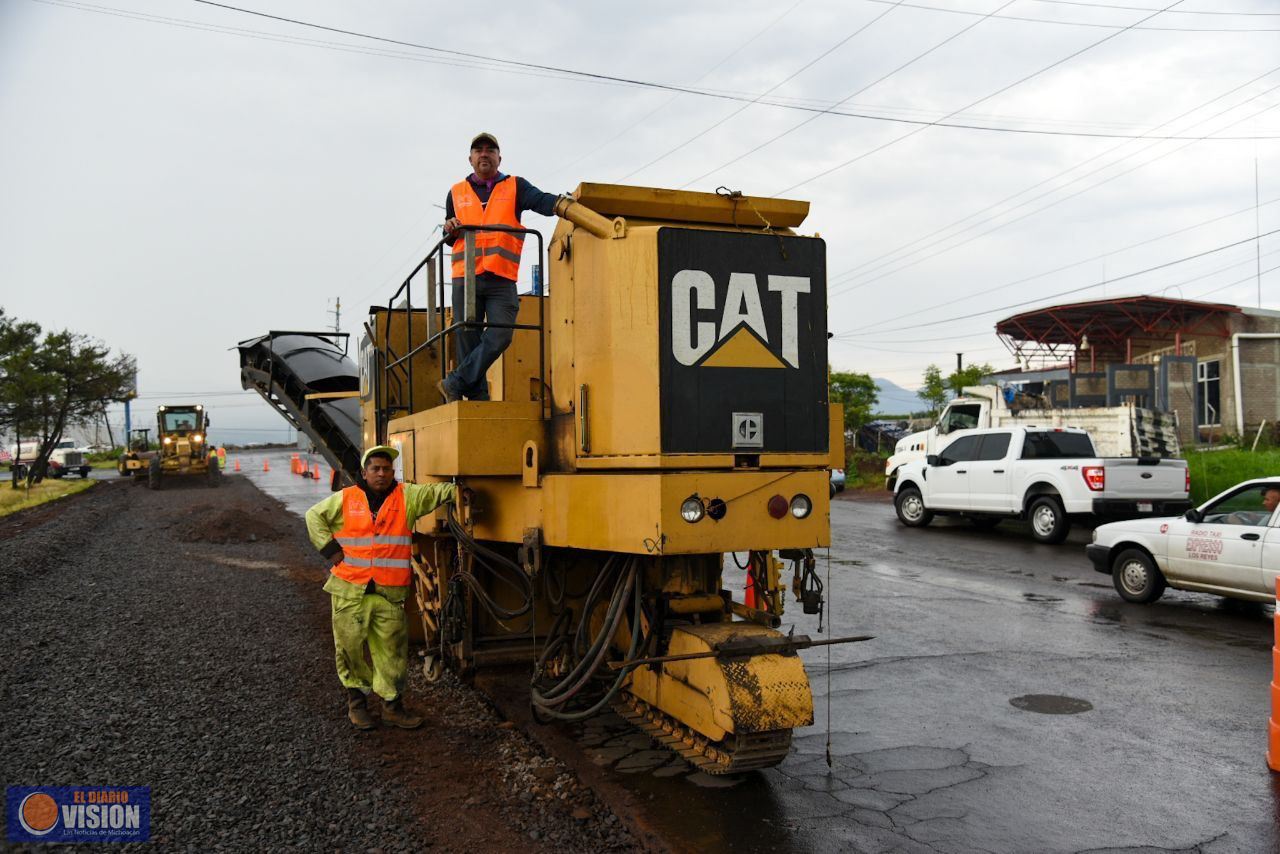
[162,412,200,432]
[941,405,981,432]
[1020,431,1095,459]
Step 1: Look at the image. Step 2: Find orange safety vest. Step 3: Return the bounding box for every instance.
[450,176,525,283]
[331,483,413,587]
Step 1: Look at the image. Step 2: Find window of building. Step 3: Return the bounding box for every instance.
[1197,360,1220,426]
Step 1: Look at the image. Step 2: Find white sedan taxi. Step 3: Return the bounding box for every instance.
[1086,477,1280,604]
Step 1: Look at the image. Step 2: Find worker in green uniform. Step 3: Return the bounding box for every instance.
[305,445,456,730]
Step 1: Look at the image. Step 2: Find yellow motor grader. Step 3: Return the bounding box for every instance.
[361,183,855,773]
[138,404,219,489]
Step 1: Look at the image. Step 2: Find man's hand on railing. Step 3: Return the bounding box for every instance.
[444,217,461,239]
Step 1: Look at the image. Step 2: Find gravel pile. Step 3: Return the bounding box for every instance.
[0,477,642,853]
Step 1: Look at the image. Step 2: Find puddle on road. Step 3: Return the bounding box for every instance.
[574,713,998,851]
[1009,694,1093,715]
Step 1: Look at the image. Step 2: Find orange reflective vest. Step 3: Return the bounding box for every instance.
[331,483,413,587]
[450,176,525,283]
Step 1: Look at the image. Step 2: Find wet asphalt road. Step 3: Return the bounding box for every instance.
[584,496,1277,854]
[244,457,1278,853]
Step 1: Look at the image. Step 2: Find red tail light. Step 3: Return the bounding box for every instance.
[1083,466,1105,492]
[1185,468,1190,494]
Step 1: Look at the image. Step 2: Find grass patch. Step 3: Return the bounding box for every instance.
[89,459,118,470]
[0,478,95,518]
[1183,447,1280,505]
[844,449,890,490]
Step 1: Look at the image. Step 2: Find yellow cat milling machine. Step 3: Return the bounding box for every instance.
[360,183,864,774]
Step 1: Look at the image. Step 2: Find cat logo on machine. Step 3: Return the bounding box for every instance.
[732,412,764,449]
[671,270,810,369]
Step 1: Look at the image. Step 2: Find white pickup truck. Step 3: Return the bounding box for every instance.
[885,385,1180,488]
[892,426,1191,544]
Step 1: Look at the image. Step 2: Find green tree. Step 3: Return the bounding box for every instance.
[0,309,135,487]
[946,362,994,396]
[830,370,879,432]
[917,365,948,415]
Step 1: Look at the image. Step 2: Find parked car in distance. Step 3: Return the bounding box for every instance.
[1088,477,1280,604]
[892,426,1190,544]
[830,468,845,497]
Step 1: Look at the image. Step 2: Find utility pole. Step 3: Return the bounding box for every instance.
[328,297,342,334]
[1257,159,1263,309]
[956,353,963,372]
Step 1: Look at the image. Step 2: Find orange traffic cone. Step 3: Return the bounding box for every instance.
[744,558,757,610]
[1269,576,1280,772]
[263,459,270,472]
[234,459,241,472]
[311,462,320,479]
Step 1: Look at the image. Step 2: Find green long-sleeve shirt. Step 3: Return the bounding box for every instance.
[305,480,456,560]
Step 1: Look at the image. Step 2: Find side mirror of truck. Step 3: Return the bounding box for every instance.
[1184,508,1202,523]
[926,454,941,467]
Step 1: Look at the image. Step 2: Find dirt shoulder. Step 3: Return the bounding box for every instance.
[0,475,647,852]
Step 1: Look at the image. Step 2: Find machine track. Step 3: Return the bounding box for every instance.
[614,691,792,775]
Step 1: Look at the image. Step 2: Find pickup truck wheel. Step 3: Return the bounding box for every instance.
[1112,548,1165,603]
[1028,496,1069,544]
[895,487,933,528]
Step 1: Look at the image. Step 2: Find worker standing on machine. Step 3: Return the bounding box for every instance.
[437,132,559,402]
[305,446,456,731]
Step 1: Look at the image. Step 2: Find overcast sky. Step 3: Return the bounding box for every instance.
[2,0,1278,442]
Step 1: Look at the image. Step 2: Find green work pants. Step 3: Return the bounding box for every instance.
[323,574,409,701]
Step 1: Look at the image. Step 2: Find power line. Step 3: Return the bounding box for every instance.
[838,240,1279,351]
[828,64,1280,287]
[34,1,1279,142]
[773,0,1190,196]
[1192,261,1280,301]
[681,0,1020,188]
[857,0,1280,31]
[616,1,907,182]
[837,227,1280,337]
[834,243,1280,349]
[1027,0,1280,17]
[828,77,1280,297]
[832,195,1280,336]
[544,0,805,184]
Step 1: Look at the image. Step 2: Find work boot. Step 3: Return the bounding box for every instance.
[381,696,424,730]
[346,688,374,731]
[437,379,461,404]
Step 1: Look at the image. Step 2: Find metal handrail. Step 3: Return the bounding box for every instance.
[379,224,546,431]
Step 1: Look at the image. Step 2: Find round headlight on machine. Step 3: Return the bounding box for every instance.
[790,494,812,519]
[192,434,203,443]
[681,496,705,523]
[163,437,172,445]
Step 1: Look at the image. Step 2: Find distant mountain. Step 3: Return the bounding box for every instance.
[872,377,921,416]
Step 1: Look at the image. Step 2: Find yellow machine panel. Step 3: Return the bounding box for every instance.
[453,470,828,554]
[389,401,544,478]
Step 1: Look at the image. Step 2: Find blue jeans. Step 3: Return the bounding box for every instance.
[445,279,519,400]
